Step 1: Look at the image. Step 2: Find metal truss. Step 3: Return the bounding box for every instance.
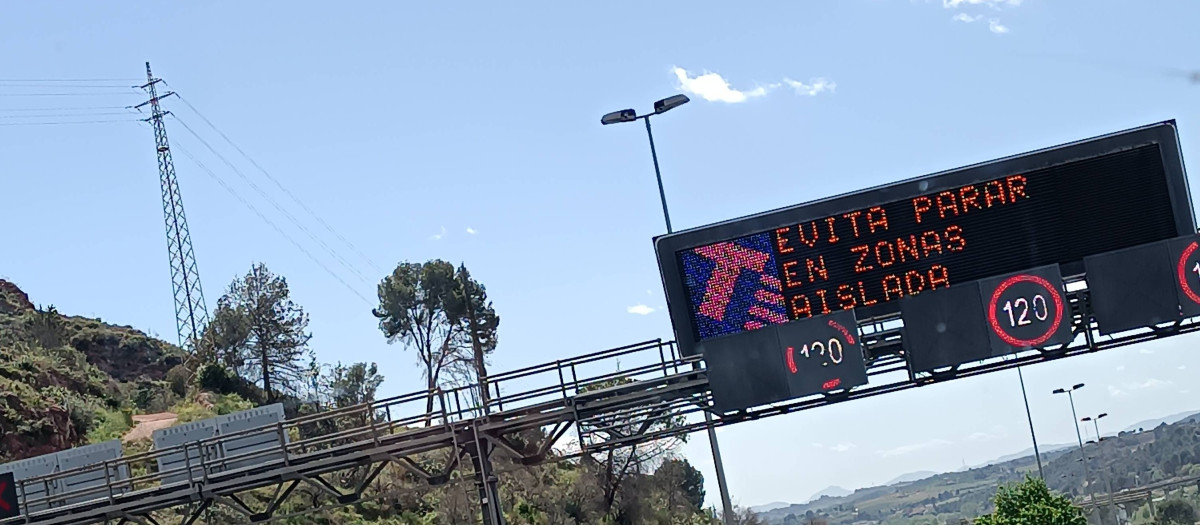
[4,280,1198,524]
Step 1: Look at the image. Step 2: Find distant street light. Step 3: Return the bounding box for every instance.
[1053,384,1094,506]
[1052,383,1087,449]
[1081,412,1116,516]
[1080,412,1108,441]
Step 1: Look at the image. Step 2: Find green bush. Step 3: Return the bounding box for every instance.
[166,364,191,397]
[85,407,133,443]
[198,363,238,394]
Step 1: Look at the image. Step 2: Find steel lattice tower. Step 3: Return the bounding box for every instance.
[138,62,209,349]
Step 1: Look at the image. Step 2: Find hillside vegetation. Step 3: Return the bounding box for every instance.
[0,279,184,460]
[760,416,1200,525]
[0,271,746,524]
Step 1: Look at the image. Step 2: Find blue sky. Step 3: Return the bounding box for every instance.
[1,0,1198,510]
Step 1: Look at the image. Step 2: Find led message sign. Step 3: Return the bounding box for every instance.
[657,121,1193,357]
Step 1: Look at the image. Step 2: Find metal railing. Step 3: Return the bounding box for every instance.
[1,339,692,524]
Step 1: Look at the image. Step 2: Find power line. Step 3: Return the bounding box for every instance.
[0,112,134,119]
[175,94,385,274]
[170,114,375,287]
[0,92,139,97]
[0,78,141,82]
[0,106,130,112]
[0,119,139,126]
[0,84,135,88]
[174,141,374,307]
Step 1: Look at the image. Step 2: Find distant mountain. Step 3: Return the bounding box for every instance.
[807,486,852,502]
[967,442,1075,468]
[884,471,937,485]
[1124,410,1200,433]
[750,502,793,513]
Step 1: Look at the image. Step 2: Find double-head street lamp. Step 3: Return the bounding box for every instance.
[601,94,690,234]
[601,94,740,525]
[1052,383,1087,449]
[1081,412,1108,442]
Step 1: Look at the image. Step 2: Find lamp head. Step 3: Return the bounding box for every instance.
[653,94,690,114]
[601,109,637,125]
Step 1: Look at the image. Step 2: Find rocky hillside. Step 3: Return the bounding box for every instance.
[0,279,185,461]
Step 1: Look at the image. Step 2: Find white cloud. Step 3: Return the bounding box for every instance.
[1116,365,1126,372]
[952,13,983,22]
[968,430,1006,442]
[466,227,478,235]
[672,67,834,104]
[1179,365,1188,371]
[988,19,1010,34]
[1136,378,1173,389]
[877,439,952,458]
[943,0,1021,8]
[430,226,447,240]
[1139,348,1155,355]
[811,442,856,452]
[672,67,769,103]
[1112,378,1173,397]
[783,77,836,96]
[627,304,656,315]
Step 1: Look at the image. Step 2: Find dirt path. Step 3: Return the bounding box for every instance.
[122,412,178,443]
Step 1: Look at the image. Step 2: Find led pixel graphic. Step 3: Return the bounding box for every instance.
[681,232,789,339]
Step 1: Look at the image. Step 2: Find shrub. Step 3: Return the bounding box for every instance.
[165,364,191,397]
[198,363,238,394]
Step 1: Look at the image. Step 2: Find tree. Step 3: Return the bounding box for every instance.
[975,476,1087,525]
[325,361,385,409]
[447,264,499,408]
[576,377,689,516]
[654,458,706,512]
[25,304,64,349]
[373,260,498,419]
[207,263,313,402]
[1158,499,1196,525]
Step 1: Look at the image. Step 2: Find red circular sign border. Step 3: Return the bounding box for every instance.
[986,274,1065,348]
[1176,241,1200,305]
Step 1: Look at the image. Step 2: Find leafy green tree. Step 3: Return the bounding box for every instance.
[373,259,498,418]
[446,263,500,407]
[326,361,385,409]
[655,458,706,512]
[207,263,313,402]
[975,476,1086,525]
[1158,499,1196,525]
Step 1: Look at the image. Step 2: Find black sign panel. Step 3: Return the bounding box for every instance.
[1170,235,1200,317]
[0,471,18,519]
[777,309,867,397]
[700,326,792,414]
[979,265,1073,352]
[656,122,1193,356]
[701,310,868,413]
[901,281,989,373]
[1085,240,1179,335]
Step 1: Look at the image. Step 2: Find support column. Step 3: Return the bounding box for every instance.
[468,426,506,525]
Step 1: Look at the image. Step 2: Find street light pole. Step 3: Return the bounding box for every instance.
[1053,384,1094,504]
[643,117,672,234]
[1082,413,1117,519]
[603,95,736,524]
[1017,367,1045,480]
